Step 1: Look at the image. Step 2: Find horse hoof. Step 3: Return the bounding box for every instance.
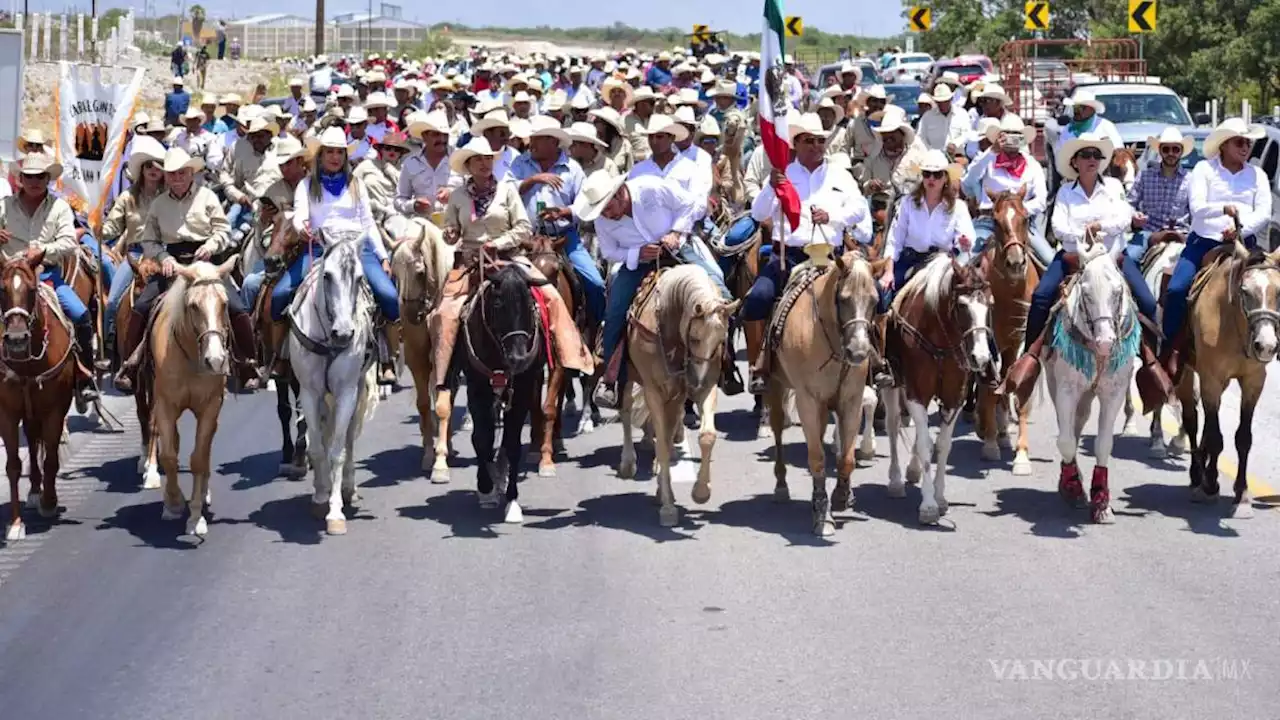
[431,465,450,484]
[887,482,907,499]
[503,501,523,524]
[658,505,679,527]
[462,416,474,431]
[831,483,851,512]
[538,463,557,478]
[1123,420,1143,436]
[937,498,949,517]
[576,417,596,435]
[162,505,184,521]
[1229,501,1255,519]
[1091,505,1115,524]
[187,516,209,537]
[997,433,1014,450]
[1011,458,1033,477]
[310,502,328,520]
[1190,486,1219,504]
[1148,440,1167,458]
[143,470,162,490]
[25,492,40,510]
[341,490,360,508]
[326,518,347,535]
[5,522,24,542]
[773,484,790,503]
[38,503,58,519]
[981,443,1001,461]
[906,466,922,485]
[855,447,876,463]
[1170,435,1190,453]
[618,456,637,480]
[478,491,500,509]
[691,481,711,505]
[813,519,836,537]
[919,505,942,525]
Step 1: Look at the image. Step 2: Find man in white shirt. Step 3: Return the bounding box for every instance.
[1160,119,1272,379]
[744,113,873,393]
[396,110,461,218]
[174,106,226,175]
[960,114,1052,265]
[308,55,334,98]
[917,84,970,156]
[1052,90,1124,171]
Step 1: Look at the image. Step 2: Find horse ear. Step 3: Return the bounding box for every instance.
[692,301,709,319]
[174,263,197,281]
[1267,246,1280,266]
[718,298,742,318]
[215,254,239,278]
[833,250,849,275]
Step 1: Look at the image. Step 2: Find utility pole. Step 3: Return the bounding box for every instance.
[314,0,324,56]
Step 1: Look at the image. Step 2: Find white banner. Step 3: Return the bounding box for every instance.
[53,62,145,226]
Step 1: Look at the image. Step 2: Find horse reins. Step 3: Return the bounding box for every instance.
[0,265,76,389]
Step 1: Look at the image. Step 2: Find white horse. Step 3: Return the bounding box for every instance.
[287,231,380,536]
[1044,239,1140,524]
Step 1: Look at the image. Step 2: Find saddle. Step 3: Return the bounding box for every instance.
[766,261,828,350]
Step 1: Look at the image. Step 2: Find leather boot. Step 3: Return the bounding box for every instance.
[1158,332,1184,385]
[592,349,624,410]
[229,311,261,391]
[269,320,290,378]
[1135,339,1174,409]
[1000,331,1047,406]
[378,321,400,385]
[113,311,148,395]
[748,350,772,395]
[718,335,744,395]
[73,322,100,410]
[871,321,894,388]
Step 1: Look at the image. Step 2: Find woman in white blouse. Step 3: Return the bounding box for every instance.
[277,126,401,383]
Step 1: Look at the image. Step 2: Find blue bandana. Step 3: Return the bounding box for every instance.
[319,170,347,196]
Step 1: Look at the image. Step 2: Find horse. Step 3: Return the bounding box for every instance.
[0,258,78,542]
[705,212,773,434]
[883,254,995,525]
[387,216,455,482]
[459,262,552,523]
[764,250,886,536]
[120,256,163,488]
[251,225,310,480]
[287,231,381,536]
[1123,231,1190,456]
[975,190,1039,475]
[1042,237,1141,524]
[1106,147,1138,195]
[145,256,241,537]
[617,264,740,527]
[1174,241,1280,518]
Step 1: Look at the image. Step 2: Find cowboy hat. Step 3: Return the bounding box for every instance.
[19,151,62,179]
[1203,117,1266,158]
[288,76,305,87]
[1057,131,1115,181]
[528,115,570,147]
[787,113,826,144]
[508,118,532,141]
[508,90,535,106]
[643,114,690,143]
[220,92,243,106]
[16,128,47,153]
[629,86,659,107]
[406,109,451,137]
[569,92,594,111]
[572,171,628,222]
[855,84,889,107]
[709,80,738,99]
[335,84,356,99]
[374,131,412,154]
[588,106,625,136]
[930,83,955,103]
[1146,126,1195,158]
[306,126,359,158]
[976,117,1002,144]
[566,121,607,148]
[503,73,532,92]
[272,135,307,164]
[543,89,569,113]
[126,135,167,181]
[821,84,849,101]
[363,91,392,109]
[1066,89,1106,115]
[816,97,845,122]
[838,60,863,82]
[346,106,370,124]
[181,106,206,122]
[139,117,169,136]
[171,76,185,86]
[471,110,511,135]
[698,114,720,139]
[874,105,916,147]
[673,105,698,128]
[160,146,204,174]
[244,116,279,135]
[300,97,318,113]
[918,149,950,173]
[671,87,705,109]
[918,93,936,109]
[600,77,634,107]
[977,83,1011,106]
[449,137,500,175]
[131,112,151,131]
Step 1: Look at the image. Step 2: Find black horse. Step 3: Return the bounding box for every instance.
[458,263,549,524]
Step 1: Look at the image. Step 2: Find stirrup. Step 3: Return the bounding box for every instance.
[593,382,619,410]
[748,372,768,395]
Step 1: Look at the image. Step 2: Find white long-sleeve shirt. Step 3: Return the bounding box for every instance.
[885,196,977,261]
[1050,176,1132,255]
[679,144,714,218]
[293,175,388,260]
[750,160,872,247]
[396,151,461,215]
[961,150,1048,215]
[918,108,970,152]
[175,128,226,173]
[1188,157,1272,241]
[593,175,701,271]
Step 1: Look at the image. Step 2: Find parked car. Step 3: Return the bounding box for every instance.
[882,53,934,84]
[1248,125,1280,250]
[884,83,923,123]
[923,55,993,88]
[808,59,882,105]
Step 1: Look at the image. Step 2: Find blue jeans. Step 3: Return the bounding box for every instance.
[1162,232,1257,342]
[878,248,928,313]
[226,203,250,235]
[1120,253,1159,323]
[270,237,400,321]
[79,233,116,291]
[564,232,605,322]
[42,266,88,325]
[104,246,142,335]
[241,258,267,310]
[1024,250,1068,351]
[742,246,808,322]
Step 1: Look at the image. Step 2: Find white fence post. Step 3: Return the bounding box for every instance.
[42,12,51,61]
[77,14,84,59]
[30,13,39,59]
[59,14,67,61]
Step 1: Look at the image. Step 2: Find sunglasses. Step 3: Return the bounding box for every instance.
[1159,145,1184,154]
[922,170,946,179]
[1075,149,1105,161]
[798,136,826,146]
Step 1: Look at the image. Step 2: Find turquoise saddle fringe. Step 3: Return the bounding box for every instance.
[1049,307,1141,380]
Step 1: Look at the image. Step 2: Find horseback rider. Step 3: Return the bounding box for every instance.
[1051,90,1124,165]
[874,149,977,386]
[566,122,619,180]
[918,83,970,157]
[396,110,460,221]
[1124,126,1193,266]
[353,130,409,226]
[174,106,225,175]
[271,127,402,385]
[218,113,281,236]
[960,114,1052,266]
[115,147,260,394]
[858,104,927,202]
[742,113,873,394]
[242,135,308,360]
[587,107,634,176]
[1160,118,1271,381]
[1005,132,1167,396]
[101,136,167,353]
[432,137,594,390]
[0,153,100,406]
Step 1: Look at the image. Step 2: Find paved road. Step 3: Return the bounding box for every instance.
[0,356,1277,720]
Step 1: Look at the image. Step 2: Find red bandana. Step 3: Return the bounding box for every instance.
[994,152,1027,179]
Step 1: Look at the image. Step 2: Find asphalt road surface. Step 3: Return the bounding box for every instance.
[0,357,1277,720]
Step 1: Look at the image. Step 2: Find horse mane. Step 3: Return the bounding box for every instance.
[390,218,447,301]
[657,264,724,330]
[160,263,226,343]
[914,253,956,313]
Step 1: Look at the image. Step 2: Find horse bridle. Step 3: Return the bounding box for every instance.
[1239,262,1280,361]
[1,264,48,364]
[463,278,542,411]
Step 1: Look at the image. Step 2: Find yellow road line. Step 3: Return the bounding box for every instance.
[1128,391,1278,499]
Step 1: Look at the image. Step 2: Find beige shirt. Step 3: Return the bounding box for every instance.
[219,141,278,204]
[353,157,399,222]
[100,188,158,250]
[858,144,927,200]
[580,152,620,180]
[845,117,878,162]
[605,137,633,176]
[624,111,653,164]
[743,145,770,206]
[141,185,231,261]
[0,193,78,263]
[443,180,530,259]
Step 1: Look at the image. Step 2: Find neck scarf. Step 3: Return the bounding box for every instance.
[994,152,1027,179]
[467,177,497,220]
[319,170,347,196]
[1067,115,1093,137]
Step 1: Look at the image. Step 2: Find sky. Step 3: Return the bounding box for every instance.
[19,0,907,39]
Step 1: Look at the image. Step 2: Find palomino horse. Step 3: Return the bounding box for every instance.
[387,216,454,481]
[976,190,1038,475]
[1175,241,1280,517]
[0,258,78,542]
[764,250,886,536]
[1124,232,1190,456]
[706,212,770,433]
[884,254,995,525]
[1043,237,1140,524]
[146,257,241,537]
[287,232,381,536]
[120,256,163,488]
[618,264,740,527]
[459,263,552,523]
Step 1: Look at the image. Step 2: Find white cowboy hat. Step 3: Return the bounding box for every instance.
[181,106,205,122]
[1146,126,1195,158]
[673,105,698,128]
[508,90,535,106]
[1066,89,1106,115]
[471,110,511,135]
[449,137,500,175]
[787,112,826,144]
[19,151,62,179]
[335,84,356,99]
[288,76,305,87]
[629,86,659,107]
[300,97,318,113]
[838,60,863,82]
[305,126,359,158]
[930,84,955,103]
[976,117,1003,144]
[816,97,845,122]
[244,116,279,135]
[671,87,706,109]
[572,172,628,222]
[171,76,185,86]
[708,80,738,99]
[131,112,151,131]
[346,105,369,124]
[919,149,950,173]
[569,92,594,111]
[543,89,569,113]
[509,118,533,141]
[198,95,219,108]
[698,114,720,138]
[978,83,1011,106]
[1203,117,1266,158]
[566,121,607,148]
[220,92,243,106]
[272,135,307,164]
[503,73,532,92]
[918,93,936,108]
[822,85,850,101]
[601,77,634,107]
[126,135,167,181]
[643,114,690,143]
[160,146,204,174]
[997,113,1027,136]
[1057,131,1115,181]
[406,110,451,137]
[873,105,916,147]
[528,115,569,147]
[588,106,625,136]
[363,91,392,109]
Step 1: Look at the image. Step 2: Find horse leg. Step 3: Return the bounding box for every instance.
[995,394,1013,449]
[155,404,185,522]
[1122,389,1142,435]
[467,380,499,508]
[793,392,833,536]
[1175,374,1202,491]
[647,386,678,527]
[537,366,563,478]
[503,376,537,524]
[618,378,637,480]
[297,388,330,521]
[977,383,1000,461]
[3,419,24,541]
[186,406,219,537]
[138,390,162,489]
[291,377,310,475]
[1228,376,1263,518]
[275,379,297,477]
[1192,376,1227,505]
[832,391,862,513]
[931,406,962,519]
[884,388,907,498]
[37,412,64,519]
[23,419,43,511]
[856,386,877,464]
[432,385,455,483]
[690,386,719,506]
[767,380,789,501]
[907,398,940,525]
[322,388,360,535]
[1012,395,1033,476]
[1053,387,1086,509]
[1088,384,1125,524]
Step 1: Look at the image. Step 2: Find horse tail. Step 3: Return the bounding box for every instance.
[357,361,380,426]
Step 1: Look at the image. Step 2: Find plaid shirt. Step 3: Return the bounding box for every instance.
[1128,162,1191,231]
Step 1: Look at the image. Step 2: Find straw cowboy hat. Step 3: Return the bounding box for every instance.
[787,113,826,144]
[1203,117,1266,158]
[509,118,533,141]
[220,92,243,106]
[600,77,634,107]
[471,110,511,135]
[930,83,955,103]
[673,105,698,129]
[570,92,594,111]
[643,114,690,143]
[918,149,952,174]
[160,146,204,174]
[918,93,936,110]
[629,86,659,107]
[449,137,500,175]
[697,114,720,139]
[17,129,47,153]
[181,106,206,122]
[171,76,185,86]
[346,106,370,124]
[974,117,1002,144]
[406,109,451,137]
[874,105,916,146]
[244,116,279,135]
[139,117,169,137]
[816,96,845,122]
[589,106,625,136]
[1146,127,1195,158]
[671,87,706,109]
[1066,89,1106,115]
[131,112,151,131]
[1056,131,1115,181]
[363,91,392,109]
[288,76,305,88]
[374,131,413,154]
[20,151,62,179]
[573,171,629,222]
[503,73,532,92]
[306,126,359,159]
[528,115,570,147]
[272,135,307,164]
[708,80,738,100]
[543,89,569,113]
[978,83,1011,106]
[126,135,167,181]
[566,122,607,148]
[838,60,863,83]
[508,90,535,107]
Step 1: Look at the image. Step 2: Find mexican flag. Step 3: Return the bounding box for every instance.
[760,0,801,231]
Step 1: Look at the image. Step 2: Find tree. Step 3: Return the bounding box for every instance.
[189,4,206,41]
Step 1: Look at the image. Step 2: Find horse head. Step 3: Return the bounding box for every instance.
[522,234,567,284]
[948,259,996,374]
[0,256,42,361]
[319,233,366,349]
[1068,237,1130,359]
[986,187,1031,275]
[671,266,740,394]
[173,254,238,375]
[832,249,887,365]
[1107,148,1137,190]
[481,264,541,376]
[1231,243,1280,363]
[388,218,448,325]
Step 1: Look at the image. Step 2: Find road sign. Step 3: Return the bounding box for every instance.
[691,23,710,43]
[785,16,803,37]
[908,6,932,32]
[1024,1,1049,30]
[1129,0,1156,32]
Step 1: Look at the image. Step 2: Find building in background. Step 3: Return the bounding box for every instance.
[330,12,425,54]
[223,11,426,59]
[225,13,323,59]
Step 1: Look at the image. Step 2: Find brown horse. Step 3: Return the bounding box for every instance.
[883,254,995,525]
[0,258,79,542]
[1106,147,1138,194]
[120,256,163,488]
[975,190,1039,475]
[1175,242,1280,518]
